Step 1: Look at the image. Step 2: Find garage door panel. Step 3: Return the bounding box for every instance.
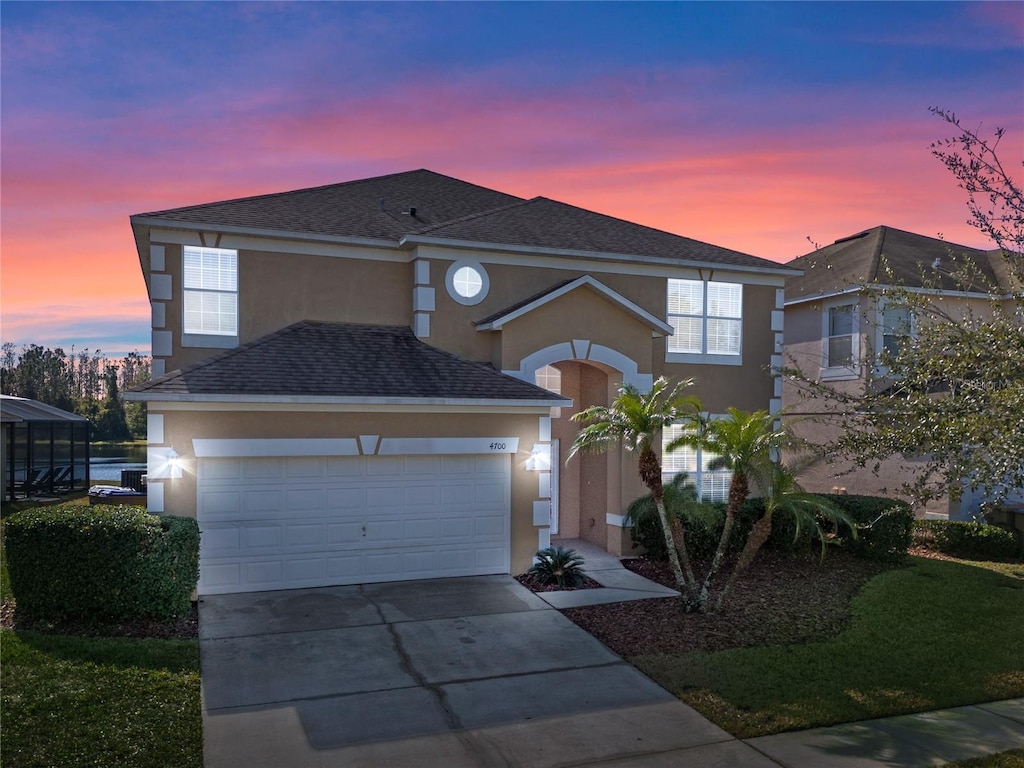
[286,523,325,547]
[327,488,364,509]
[244,458,283,479]
[474,482,507,505]
[201,491,241,518]
[286,558,324,582]
[404,456,440,474]
[326,457,362,476]
[201,458,243,480]
[243,525,283,550]
[286,457,323,477]
[327,522,364,544]
[242,489,284,514]
[197,454,510,594]
[367,457,403,476]
[367,486,404,509]
[244,560,284,586]
[440,484,473,506]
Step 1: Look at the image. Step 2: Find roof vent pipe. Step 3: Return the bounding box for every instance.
[379,198,385,211]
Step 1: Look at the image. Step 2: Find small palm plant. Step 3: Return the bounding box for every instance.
[528,546,587,589]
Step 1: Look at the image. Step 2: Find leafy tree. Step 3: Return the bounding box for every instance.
[783,108,1023,511]
[567,377,703,606]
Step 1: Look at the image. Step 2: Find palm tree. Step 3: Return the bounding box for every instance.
[668,407,787,611]
[711,457,855,611]
[567,377,702,606]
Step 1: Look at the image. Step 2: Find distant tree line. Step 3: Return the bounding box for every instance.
[1,343,150,442]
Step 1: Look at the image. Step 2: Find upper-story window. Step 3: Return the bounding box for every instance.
[183,246,238,336]
[821,301,858,378]
[446,260,489,306]
[661,421,731,502]
[880,304,913,359]
[666,279,742,363]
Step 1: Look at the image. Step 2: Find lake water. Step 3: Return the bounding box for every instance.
[90,443,147,483]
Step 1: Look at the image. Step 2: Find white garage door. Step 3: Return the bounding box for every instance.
[196,453,510,594]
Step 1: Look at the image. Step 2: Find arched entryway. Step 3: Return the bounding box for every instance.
[513,341,650,556]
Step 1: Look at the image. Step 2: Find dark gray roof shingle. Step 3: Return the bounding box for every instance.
[133,169,524,241]
[130,322,568,403]
[415,196,782,270]
[134,168,792,272]
[785,225,1008,301]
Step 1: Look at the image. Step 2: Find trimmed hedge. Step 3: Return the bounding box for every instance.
[819,494,913,563]
[4,504,199,622]
[913,519,1020,562]
[627,488,912,564]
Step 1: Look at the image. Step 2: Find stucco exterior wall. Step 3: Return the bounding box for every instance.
[148,406,550,576]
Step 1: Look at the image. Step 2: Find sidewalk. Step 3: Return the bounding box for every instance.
[541,539,1024,766]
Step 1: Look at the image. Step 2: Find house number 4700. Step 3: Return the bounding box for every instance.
[489,442,507,451]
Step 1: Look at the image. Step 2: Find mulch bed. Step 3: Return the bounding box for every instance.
[561,550,893,656]
[515,572,603,592]
[1,599,199,640]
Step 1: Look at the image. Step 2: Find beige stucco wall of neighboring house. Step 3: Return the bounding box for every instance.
[148,406,549,575]
[780,291,1002,518]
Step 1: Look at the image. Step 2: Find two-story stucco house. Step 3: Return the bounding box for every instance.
[126,169,797,594]
[781,224,1021,519]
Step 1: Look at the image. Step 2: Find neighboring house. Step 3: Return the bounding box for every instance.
[781,224,1021,519]
[125,169,796,594]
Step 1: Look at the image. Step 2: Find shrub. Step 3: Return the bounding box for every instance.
[819,494,913,563]
[626,475,731,561]
[913,520,1020,562]
[529,546,587,588]
[5,503,199,622]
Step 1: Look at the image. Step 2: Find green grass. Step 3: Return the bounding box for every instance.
[1,523,202,768]
[0,630,202,768]
[632,556,1024,738]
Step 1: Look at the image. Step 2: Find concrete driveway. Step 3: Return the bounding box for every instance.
[199,575,771,768]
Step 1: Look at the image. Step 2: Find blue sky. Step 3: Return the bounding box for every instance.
[2,1,1021,356]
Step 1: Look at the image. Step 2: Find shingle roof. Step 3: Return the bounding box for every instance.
[785,225,1008,301]
[133,169,793,272]
[128,322,569,403]
[132,169,524,242]
[413,196,783,270]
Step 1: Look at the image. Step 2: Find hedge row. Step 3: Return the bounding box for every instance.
[628,489,913,564]
[4,504,199,622]
[913,519,1020,562]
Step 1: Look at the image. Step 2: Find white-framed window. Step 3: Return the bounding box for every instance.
[183,246,237,336]
[821,300,858,377]
[445,260,489,306]
[661,421,732,503]
[534,364,562,394]
[666,279,742,363]
[879,303,913,360]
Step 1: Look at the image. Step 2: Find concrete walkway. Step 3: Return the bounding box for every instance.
[199,551,1024,767]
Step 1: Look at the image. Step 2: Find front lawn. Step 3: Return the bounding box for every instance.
[0,523,202,768]
[1,630,202,768]
[627,556,1024,737]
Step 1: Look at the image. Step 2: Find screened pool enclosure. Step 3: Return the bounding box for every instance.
[2,395,90,502]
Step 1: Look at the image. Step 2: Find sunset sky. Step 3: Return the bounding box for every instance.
[2,1,1021,357]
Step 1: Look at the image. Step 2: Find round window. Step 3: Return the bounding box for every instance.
[446,261,489,305]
